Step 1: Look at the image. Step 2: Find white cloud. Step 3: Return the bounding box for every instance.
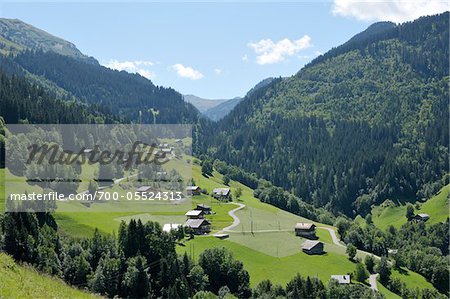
[214,68,223,75]
[103,59,155,79]
[171,64,204,80]
[248,35,312,65]
[242,54,248,62]
[332,0,449,23]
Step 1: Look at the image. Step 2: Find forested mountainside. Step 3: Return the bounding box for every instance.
[11,50,199,124]
[0,68,120,167]
[0,18,199,125]
[0,69,116,125]
[199,12,449,216]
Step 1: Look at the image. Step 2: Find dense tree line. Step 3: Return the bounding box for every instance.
[197,13,449,216]
[307,12,449,79]
[253,182,335,225]
[0,212,398,298]
[0,68,115,125]
[0,68,120,167]
[13,50,199,124]
[336,216,449,294]
[0,213,250,298]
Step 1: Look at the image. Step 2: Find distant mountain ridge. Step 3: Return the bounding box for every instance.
[203,97,243,121]
[183,95,227,113]
[0,18,199,124]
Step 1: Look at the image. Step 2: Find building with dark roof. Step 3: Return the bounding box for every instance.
[184,218,211,234]
[295,223,317,239]
[301,240,324,255]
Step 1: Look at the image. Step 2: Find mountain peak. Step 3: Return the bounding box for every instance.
[0,18,97,65]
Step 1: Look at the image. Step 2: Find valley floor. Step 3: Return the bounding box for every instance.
[0,164,440,298]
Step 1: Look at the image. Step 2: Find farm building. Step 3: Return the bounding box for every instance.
[161,148,173,154]
[162,223,181,233]
[413,213,430,222]
[185,210,204,219]
[294,223,317,239]
[301,240,324,255]
[186,185,201,196]
[330,275,351,284]
[195,203,212,214]
[184,219,211,234]
[213,188,231,199]
[136,186,153,194]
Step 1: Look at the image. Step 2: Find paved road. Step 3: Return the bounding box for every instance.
[318,227,345,247]
[369,274,379,290]
[318,226,391,290]
[220,208,384,291]
[221,203,246,232]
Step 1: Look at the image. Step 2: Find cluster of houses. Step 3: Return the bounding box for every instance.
[185,186,231,201]
[183,204,213,234]
[162,203,213,235]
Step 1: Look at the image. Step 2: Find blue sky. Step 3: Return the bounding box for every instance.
[1,1,448,99]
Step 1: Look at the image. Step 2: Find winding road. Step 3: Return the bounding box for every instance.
[218,203,381,291]
[369,274,379,291]
[221,202,246,232]
[317,227,345,247]
[318,226,382,290]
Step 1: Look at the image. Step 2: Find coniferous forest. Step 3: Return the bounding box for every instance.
[0,10,448,299]
[198,12,449,216]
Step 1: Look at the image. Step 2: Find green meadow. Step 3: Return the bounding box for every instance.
[177,236,356,287]
[372,184,449,230]
[0,165,438,296]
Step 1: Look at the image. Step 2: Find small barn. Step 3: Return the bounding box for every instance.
[294,223,317,239]
[195,203,212,214]
[184,219,211,234]
[185,210,204,219]
[136,186,153,194]
[330,275,351,284]
[413,213,430,222]
[186,186,201,196]
[213,188,231,200]
[302,240,324,255]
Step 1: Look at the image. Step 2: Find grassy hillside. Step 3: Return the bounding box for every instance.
[0,18,95,63]
[0,253,97,298]
[177,236,355,287]
[0,166,436,296]
[372,184,449,230]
